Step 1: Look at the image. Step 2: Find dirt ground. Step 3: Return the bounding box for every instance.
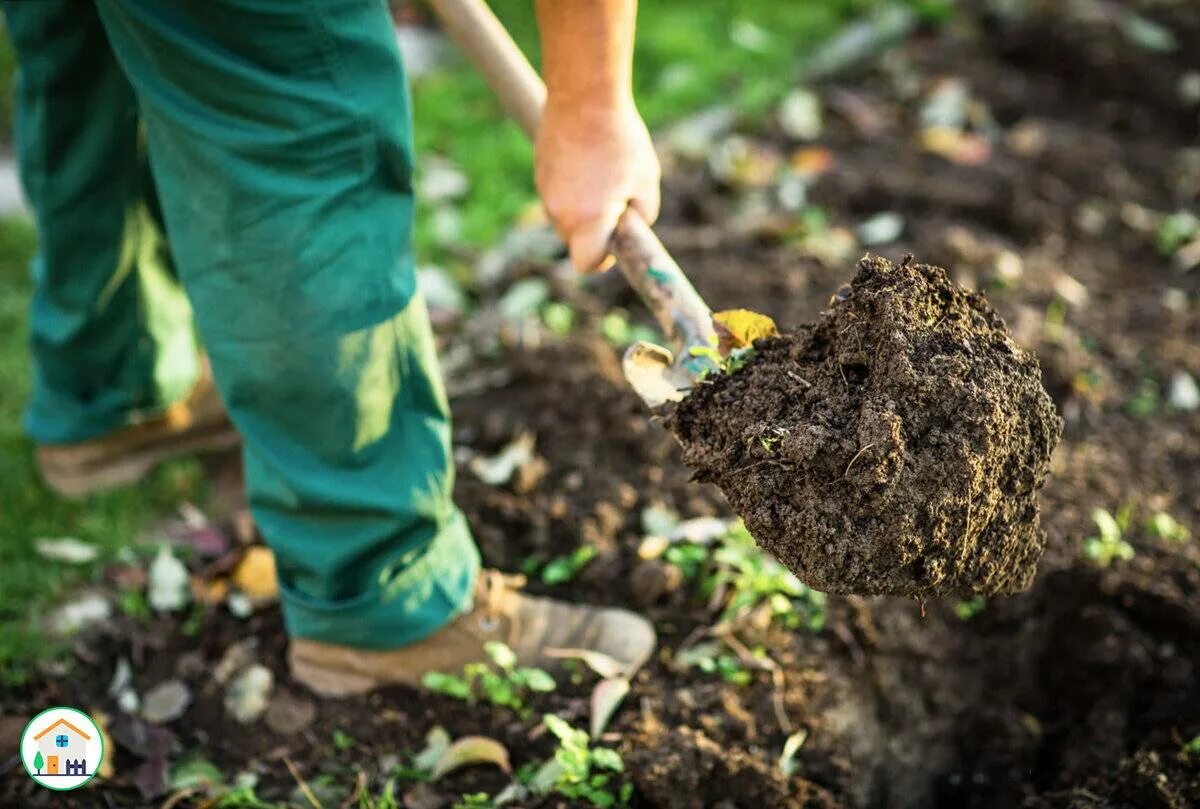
[4,2,1200,807]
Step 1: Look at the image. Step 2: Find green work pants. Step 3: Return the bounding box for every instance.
[4,0,479,648]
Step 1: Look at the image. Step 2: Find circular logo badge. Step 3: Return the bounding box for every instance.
[20,707,105,791]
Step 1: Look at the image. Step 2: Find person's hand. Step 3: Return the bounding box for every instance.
[535,97,661,273]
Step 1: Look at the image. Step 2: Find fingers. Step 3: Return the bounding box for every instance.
[567,199,626,273]
[627,170,662,226]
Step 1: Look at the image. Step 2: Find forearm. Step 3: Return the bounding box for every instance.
[535,0,637,110]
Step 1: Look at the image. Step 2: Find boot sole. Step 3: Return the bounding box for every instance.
[38,423,242,498]
[289,653,388,698]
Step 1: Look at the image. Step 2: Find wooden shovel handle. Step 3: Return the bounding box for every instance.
[425,0,716,352]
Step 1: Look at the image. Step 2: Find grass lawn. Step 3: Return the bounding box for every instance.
[0,0,940,684]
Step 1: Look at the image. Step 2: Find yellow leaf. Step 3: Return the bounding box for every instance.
[232,547,278,601]
[90,710,116,779]
[190,576,229,605]
[713,309,779,352]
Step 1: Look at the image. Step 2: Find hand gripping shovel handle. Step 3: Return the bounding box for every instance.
[426,0,717,357]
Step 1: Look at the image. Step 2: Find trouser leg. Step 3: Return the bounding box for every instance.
[95,0,479,648]
[3,0,198,444]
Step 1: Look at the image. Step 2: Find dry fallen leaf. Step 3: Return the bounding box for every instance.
[414,726,452,772]
[34,537,98,564]
[429,736,511,780]
[232,546,278,601]
[190,575,230,605]
[713,309,779,353]
[789,146,836,178]
[49,593,112,635]
[590,677,631,739]
[919,126,991,166]
[148,546,190,613]
[544,648,628,680]
[467,431,537,486]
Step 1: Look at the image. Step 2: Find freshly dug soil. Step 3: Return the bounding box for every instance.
[666,255,1062,597]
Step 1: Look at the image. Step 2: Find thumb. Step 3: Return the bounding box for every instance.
[568,201,625,273]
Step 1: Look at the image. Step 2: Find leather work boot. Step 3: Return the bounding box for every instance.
[36,362,240,497]
[289,570,657,697]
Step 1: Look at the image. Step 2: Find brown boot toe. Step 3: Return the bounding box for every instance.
[290,570,656,697]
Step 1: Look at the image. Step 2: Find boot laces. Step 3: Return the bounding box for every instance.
[476,570,526,632]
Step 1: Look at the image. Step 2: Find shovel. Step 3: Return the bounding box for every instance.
[426,0,718,406]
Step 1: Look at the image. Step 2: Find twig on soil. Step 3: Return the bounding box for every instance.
[734,457,795,476]
[830,621,866,667]
[284,756,324,809]
[785,370,812,387]
[713,624,793,733]
[160,789,198,809]
[843,443,876,477]
[341,769,367,809]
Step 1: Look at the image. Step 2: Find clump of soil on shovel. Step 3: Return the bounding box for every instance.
[666,255,1062,597]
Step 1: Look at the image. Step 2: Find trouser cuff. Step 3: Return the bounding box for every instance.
[278,509,480,649]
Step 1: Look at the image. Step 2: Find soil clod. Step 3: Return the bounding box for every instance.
[666,255,1062,597]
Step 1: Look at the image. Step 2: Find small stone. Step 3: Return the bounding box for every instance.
[142,680,191,724]
[49,593,112,635]
[777,89,823,141]
[224,664,274,724]
[630,559,684,606]
[265,689,317,735]
[1168,371,1200,411]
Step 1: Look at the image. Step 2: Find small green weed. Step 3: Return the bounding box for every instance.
[531,715,631,808]
[1184,735,1200,756]
[713,522,826,631]
[954,596,987,621]
[689,335,755,378]
[540,545,598,585]
[453,794,493,809]
[1124,377,1161,418]
[1145,511,1190,542]
[422,641,555,716]
[1156,210,1199,256]
[675,640,755,685]
[1084,507,1135,567]
[664,520,826,633]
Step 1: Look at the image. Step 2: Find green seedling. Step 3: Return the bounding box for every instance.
[689,335,756,379]
[661,520,826,633]
[712,522,826,631]
[541,545,598,585]
[663,542,709,582]
[601,310,658,348]
[1124,377,1160,418]
[954,596,987,621]
[1156,210,1199,256]
[759,429,784,453]
[676,640,754,686]
[1184,735,1200,756]
[453,794,493,809]
[333,729,355,751]
[1084,508,1135,567]
[530,715,631,808]
[422,641,555,716]
[540,301,575,336]
[119,589,152,621]
[1145,511,1190,542]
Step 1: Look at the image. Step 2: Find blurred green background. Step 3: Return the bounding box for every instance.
[0,0,948,684]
